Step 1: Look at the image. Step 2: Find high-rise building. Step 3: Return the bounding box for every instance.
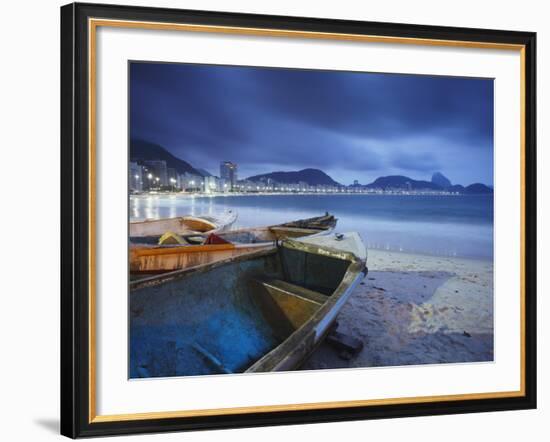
[203,176,219,193]
[220,161,238,190]
[129,162,143,192]
[167,168,178,189]
[180,172,203,191]
[142,160,168,187]
[167,168,177,181]
[177,173,185,190]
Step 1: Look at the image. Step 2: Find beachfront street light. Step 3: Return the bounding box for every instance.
[145,173,153,191]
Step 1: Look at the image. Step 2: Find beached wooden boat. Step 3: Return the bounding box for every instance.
[129,213,337,275]
[129,210,237,237]
[129,232,367,378]
[185,213,336,243]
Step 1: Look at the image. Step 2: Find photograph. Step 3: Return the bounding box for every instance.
[128,61,495,379]
[57,2,537,437]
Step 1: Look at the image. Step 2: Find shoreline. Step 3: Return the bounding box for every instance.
[364,246,493,264]
[129,213,492,262]
[130,193,494,262]
[303,249,494,369]
[130,191,466,198]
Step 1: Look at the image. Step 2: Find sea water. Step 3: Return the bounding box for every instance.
[130,194,493,260]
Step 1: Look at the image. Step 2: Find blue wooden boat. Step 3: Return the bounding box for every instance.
[129,232,367,378]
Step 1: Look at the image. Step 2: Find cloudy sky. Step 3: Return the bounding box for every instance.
[130,62,493,186]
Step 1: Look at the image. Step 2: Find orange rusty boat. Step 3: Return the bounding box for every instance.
[129,213,337,276]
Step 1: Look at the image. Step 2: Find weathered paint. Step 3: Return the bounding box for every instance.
[260,280,323,329]
[129,211,237,237]
[130,250,284,377]
[129,215,338,274]
[245,237,367,373]
[130,243,268,274]
[129,234,367,378]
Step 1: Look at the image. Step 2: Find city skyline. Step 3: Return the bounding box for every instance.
[130,62,494,186]
[129,153,491,196]
[129,138,488,189]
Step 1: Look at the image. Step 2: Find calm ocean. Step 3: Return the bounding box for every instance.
[130,194,494,260]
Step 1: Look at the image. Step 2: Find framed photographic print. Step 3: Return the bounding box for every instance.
[60,2,537,438]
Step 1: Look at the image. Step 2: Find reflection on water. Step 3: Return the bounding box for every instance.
[130,194,494,260]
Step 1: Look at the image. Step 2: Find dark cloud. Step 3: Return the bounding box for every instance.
[391,151,441,172]
[130,62,493,185]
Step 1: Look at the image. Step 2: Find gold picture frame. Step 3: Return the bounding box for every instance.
[61,2,536,438]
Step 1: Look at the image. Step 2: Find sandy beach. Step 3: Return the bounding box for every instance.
[302,249,494,370]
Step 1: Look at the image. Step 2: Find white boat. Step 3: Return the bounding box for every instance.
[129,210,237,237]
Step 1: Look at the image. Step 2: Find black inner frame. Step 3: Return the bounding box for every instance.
[60,2,537,438]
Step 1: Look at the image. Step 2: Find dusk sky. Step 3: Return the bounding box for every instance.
[130,62,494,186]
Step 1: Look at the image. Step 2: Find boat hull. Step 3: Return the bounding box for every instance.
[129,211,237,237]
[130,242,269,275]
[129,214,337,274]
[129,233,367,378]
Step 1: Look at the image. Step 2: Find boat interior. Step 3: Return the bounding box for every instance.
[179,216,218,232]
[130,214,335,246]
[186,226,328,245]
[129,242,354,378]
[131,225,330,247]
[129,216,218,238]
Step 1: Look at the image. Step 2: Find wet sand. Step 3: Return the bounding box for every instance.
[302,250,494,370]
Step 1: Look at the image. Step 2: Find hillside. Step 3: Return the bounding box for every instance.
[366,175,442,190]
[365,175,493,194]
[431,172,452,188]
[247,168,340,186]
[130,139,202,176]
[464,183,493,194]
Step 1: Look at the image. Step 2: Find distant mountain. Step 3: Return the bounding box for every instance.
[431,172,452,188]
[447,184,465,193]
[130,139,202,176]
[464,183,493,194]
[366,175,441,190]
[365,174,492,194]
[247,168,340,186]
